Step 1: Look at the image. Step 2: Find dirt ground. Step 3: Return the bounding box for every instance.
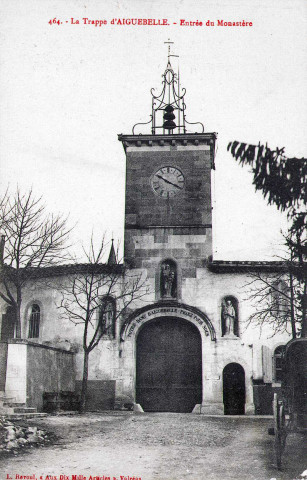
[0,412,305,480]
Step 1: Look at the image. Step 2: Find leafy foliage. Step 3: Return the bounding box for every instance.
[227,141,306,211]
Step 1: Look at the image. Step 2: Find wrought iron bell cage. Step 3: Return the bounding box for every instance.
[132,59,204,135]
[151,62,186,135]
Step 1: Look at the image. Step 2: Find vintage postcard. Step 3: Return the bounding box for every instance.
[0,1,306,479]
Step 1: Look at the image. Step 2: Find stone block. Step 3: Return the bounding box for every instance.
[200,402,224,415]
[133,403,144,413]
[133,258,143,268]
[154,231,168,244]
[125,214,137,225]
[188,248,202,257]
[169,248,187,258]
[245,403,256,415]
[182,268,197,279]
[192,404,201,414]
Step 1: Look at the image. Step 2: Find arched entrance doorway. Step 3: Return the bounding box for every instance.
[136,317,202,412]
[223,363,245,415]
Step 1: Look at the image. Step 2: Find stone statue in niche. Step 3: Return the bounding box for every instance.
[104,302,114,331]
[161,262,176,298]
[100,300,115,338]
[222,299,237,337]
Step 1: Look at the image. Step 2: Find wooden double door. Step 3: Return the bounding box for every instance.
[136,317,202,412]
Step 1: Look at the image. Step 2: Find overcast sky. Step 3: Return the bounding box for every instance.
[0,0,306,262]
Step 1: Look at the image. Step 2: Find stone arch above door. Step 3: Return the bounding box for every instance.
[120,301,216,341]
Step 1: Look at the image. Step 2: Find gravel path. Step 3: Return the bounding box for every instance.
[0,413,305,480]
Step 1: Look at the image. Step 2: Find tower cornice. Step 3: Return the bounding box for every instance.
[118,132,217,152]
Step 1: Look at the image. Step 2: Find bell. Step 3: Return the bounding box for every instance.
[164,112,175,121]
[163,105,176,130]
[163,120,176,130]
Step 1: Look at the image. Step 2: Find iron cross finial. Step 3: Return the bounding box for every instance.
[164,39,175,65]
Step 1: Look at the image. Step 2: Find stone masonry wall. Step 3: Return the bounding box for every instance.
[26,341,75,411]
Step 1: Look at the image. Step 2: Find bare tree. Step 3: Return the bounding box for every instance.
[245,268,299,338]
[244,224,305,338]
[0,187,72,338]
[58,236,148,413]
[0,189,10,229]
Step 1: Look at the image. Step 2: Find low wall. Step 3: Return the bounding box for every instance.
[27,342,75,411]
[5,340,75,411]
[5,343,27,403]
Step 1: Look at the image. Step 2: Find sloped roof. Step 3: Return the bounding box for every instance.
[208,260,286,273]
[1,263,124,280]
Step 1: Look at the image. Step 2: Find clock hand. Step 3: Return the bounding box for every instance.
[156,174,183,189]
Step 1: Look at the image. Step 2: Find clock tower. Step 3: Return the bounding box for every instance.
[116,51,258,415]
[118,56,217,282]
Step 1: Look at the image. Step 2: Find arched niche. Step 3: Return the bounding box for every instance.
[98,296,116,339]
[160,259,177,300]
[221,296,239,337]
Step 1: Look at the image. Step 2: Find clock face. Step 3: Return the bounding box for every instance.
[151,166,185,198]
